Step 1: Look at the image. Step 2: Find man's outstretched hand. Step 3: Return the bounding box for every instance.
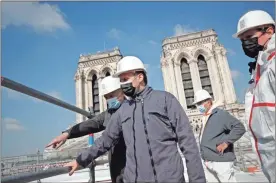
[64,160,80,176]
[45,132,69,149]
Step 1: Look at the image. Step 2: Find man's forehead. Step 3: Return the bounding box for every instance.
[239,29,258,39]
[120,71,135,78]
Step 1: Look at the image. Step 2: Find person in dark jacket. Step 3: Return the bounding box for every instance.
[46,76,126,183]
[193,89,246,182]
[65,56,206,183]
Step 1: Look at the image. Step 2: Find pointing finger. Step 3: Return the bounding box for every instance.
[45,141,55,148]
[55,141,65,149]
[69,166,77,176]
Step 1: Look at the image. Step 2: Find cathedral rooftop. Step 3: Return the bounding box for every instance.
[162,29,217,47]
[78,47,122,63]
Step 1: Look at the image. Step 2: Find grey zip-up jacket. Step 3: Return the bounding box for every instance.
[200,107,246,162]
[64,109,126,183]
[76,86,206,183]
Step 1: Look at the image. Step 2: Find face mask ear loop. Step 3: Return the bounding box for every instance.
[259,27,272,49]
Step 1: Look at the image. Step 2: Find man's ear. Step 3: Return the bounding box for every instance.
[267,26,275,36]
[138,73,144,83]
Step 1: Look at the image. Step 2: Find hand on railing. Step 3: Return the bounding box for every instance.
[64,159,98,176]
[64,160,80,176]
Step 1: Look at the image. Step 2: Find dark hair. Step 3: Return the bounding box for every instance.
[257,24,275,33]
[135,71,148,85]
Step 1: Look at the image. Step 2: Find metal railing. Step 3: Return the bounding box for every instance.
[1,159,108,183]
[1,76,103,183]
[1,76,93,118]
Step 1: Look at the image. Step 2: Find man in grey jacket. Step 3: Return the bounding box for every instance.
[46,76,126,183]
[65,56,206,183]
[193,89,246,182]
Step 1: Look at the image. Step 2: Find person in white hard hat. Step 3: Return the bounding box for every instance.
[48,76,127,183]
[67,56,206,183]
[193,89,245,183]
[233,10,275,183]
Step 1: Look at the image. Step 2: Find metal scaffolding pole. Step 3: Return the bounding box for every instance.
[1,76,93,118]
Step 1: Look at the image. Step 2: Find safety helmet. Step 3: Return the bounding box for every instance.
[233,10,275,38]
[99,76,121,96]
[193,89,212,105]
[114,56,146,77]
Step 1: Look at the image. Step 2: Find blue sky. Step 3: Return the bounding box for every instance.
[1,1,275,156]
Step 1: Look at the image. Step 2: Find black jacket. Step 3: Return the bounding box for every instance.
[64,109,126,183]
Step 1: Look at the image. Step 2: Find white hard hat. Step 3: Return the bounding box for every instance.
[233,10,275,38]
[99,76,121,96]
[193,89,212,105]
[114,56,146,77]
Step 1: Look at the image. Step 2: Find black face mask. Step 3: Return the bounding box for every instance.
[121,82,138,97]
[242,37,264,58]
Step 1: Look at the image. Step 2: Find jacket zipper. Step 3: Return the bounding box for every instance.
[141,98,158,183]
[132,101,138,183]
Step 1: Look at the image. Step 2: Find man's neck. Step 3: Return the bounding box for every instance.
[263,36,272,50]
[139,85,146,92]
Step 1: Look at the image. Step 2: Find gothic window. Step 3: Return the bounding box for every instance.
[195,124,199,133]
[104,71,111,109]
[92,74,100,114]
[180,58,195,109]
[105,72,110,77]
[197,55,213,98]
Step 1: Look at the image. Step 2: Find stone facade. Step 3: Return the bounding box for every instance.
[161,29,237,110]
[74,47,123,124]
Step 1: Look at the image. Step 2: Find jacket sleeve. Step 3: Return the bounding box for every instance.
[218,110,246,145]
[76,110,122,168]
[166,93,206,183]
[65,111,107,139]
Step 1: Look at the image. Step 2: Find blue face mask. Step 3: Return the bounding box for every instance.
[197,105,206,114]
[107,97,121,109]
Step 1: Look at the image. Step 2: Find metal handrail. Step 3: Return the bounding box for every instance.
[1,159,109,183]
[0,76,103,182]
[1,76,93,118]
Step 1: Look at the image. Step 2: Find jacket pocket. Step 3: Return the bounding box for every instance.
[147,109,176,141]
[121,116,132,145]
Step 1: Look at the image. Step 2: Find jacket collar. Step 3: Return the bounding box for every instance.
[134,85,153,101]
[211,107,219,115]
[204,102,221,116]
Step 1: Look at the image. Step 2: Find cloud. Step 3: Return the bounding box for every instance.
[32,91,62,103]
[2,88,24,100]
[227,48,236,56]
[173,24,197,36]
[144,64,150,70]
[144,64,161,73]
[1,2,70,33]
[107,28,123,39]
[47,91,62,100]
[148,40,157,45]
[2,118,25,131]
[231,70,242,80]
